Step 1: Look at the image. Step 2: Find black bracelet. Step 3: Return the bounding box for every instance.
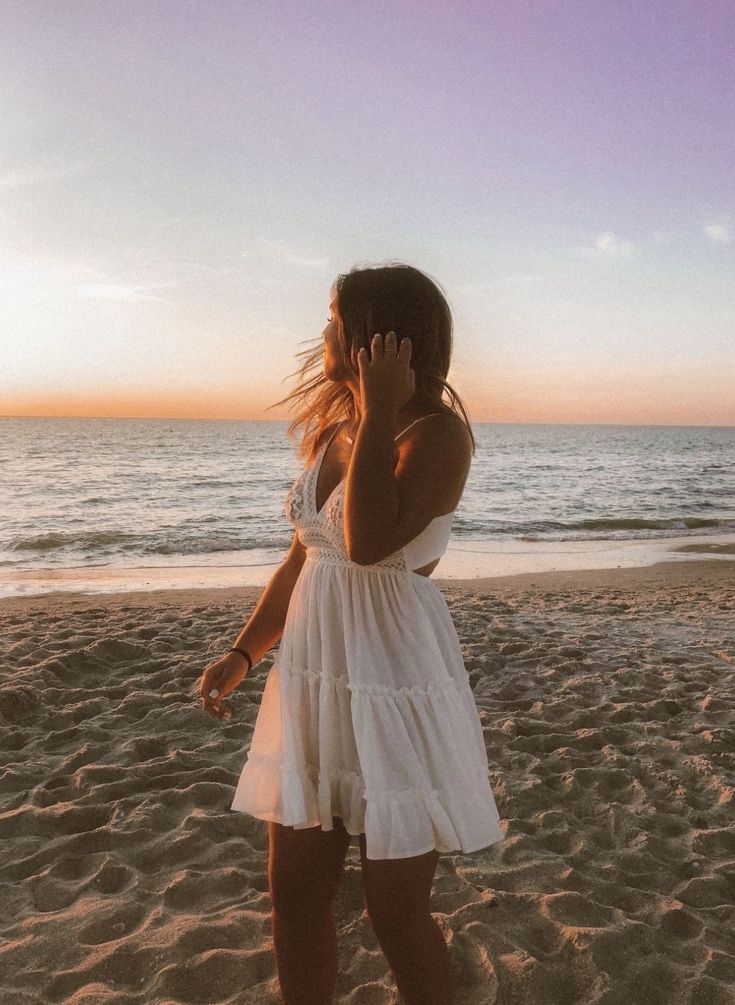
[229,647,253,671]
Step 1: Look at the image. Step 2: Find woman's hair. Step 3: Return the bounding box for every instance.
[268,261,476,464]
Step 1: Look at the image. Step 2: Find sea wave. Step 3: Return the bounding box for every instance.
[5,528,286,562]
[518,516,735,542]
[144,534,261,556]
[569,516,733,532]
[8,530,137,554]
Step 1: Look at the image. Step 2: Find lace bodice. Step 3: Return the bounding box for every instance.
[284,419,457,574]
[284,464,411,571]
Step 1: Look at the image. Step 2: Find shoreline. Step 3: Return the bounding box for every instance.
[0,556,731,616]
[1,534,734,605]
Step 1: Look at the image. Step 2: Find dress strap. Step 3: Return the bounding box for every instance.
[309,422,342,471]
[393,413,444,441]
[318,422,343,452]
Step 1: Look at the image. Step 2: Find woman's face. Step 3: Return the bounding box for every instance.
[321,296,356,385]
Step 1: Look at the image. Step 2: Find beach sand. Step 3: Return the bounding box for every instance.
[1,558,733,1004]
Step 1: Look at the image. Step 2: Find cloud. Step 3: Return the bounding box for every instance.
[593,232,635,256]
[0,158,110,193]
[454,282,492,296]
[169,259,235,276]
[246,240,330,271]
[454,275,546,297]
[0,260,180,310]
[575,231,636,260]
[703,223,732,244]
[287,254,331,269]
[501,272,547,285]
[75,283,175,304]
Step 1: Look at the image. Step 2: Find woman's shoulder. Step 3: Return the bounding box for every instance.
[393,409,473,483]
[401,403,471,438]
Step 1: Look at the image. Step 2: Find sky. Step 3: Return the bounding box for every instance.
[2,0,733,426]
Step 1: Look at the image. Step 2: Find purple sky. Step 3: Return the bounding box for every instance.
[3,0,733,423]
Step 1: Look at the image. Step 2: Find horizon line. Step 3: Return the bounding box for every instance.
[1,414,732,429]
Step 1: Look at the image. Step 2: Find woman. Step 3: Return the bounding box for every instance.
[197,263,504,1005]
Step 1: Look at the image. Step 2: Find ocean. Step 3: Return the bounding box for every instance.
[1,417,733,597]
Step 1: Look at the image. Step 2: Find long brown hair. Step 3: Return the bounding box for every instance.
[268,261,476,465]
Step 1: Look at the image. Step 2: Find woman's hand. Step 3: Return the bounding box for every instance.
[350,331,415,415]
[193,651,248,722]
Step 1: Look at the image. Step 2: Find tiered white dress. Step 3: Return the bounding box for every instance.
[230,417,505,859]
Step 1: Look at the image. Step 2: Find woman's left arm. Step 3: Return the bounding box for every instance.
[343,331,469,565]
[343,405,401,565]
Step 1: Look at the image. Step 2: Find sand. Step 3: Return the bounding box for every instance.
[1,558,734,1004]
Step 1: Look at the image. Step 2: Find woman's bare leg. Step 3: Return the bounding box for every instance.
[268,816,352,1005]
[359,835,454,1005]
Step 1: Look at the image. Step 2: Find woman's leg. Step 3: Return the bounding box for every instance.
[268,815,352,1005]
[359,835,454,1005]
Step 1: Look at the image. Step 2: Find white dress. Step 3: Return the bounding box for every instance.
[230,416,505,859]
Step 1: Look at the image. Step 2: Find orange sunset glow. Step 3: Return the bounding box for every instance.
[4,358,733,426]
